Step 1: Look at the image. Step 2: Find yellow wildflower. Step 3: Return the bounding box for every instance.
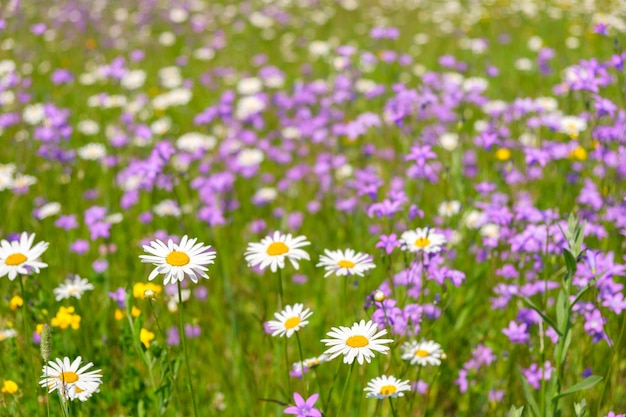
[9,295,23,310]
[50,306,81,330]
[133,282,162,298]
[1,380,18,394]
[140,328,155,348]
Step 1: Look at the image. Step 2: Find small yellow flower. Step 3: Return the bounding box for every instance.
[114,309,124,321]
[131,306,141,318]
[9,295,23,310]
[35,324,44,334]
[495,148,511,161]
[569,146,587,161]
[133,282,162,298]
[1,380,18,394]
[51,306,81,330]
[140,328,155,348]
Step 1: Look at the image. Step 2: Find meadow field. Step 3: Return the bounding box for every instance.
[1,0,626,415]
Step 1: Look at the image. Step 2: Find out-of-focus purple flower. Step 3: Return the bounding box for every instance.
[109,287,126,309]
[502,321,529,344]
[193,286,208,301]
[376,233,400,254]
[54,215,78,230]
[184,324,201,338]
[70,239,89,254]
[167,326,180,346]
[594,22,609,36]
[92,259,109,274]
[522,361,553,390]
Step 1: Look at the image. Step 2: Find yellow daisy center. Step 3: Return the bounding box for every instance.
[415,349,429,357]
[59,371,79,383]
[337,259,355,268]
[414,237,430,248]
[5,253,27,266]
[166,251,190,266]
[266,242,289,256]
[380,385,397,395]
[284,316,301,329]
[346,335,369,348]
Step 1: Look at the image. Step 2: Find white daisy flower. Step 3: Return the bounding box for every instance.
[40,356,103,402]
[400,339,444,366]
[364,375,412,399]
[437,201,461,218]
[0,232,49,281]
[53,275,95,301]
[291,353,330,376]
[244,231,310,273]
[267,303,313,338]
[400,227,447,253]
[0,328,17,341]
[139,235,216,285]
[321,319,393,365]
[316,249,375,278]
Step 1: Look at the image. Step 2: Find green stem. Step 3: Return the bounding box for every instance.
[338,362,355,417]
[18,276,36,405]
[596,308,626,415]
[295,332,307,395]
[178,281,199,417]
[283,337,292,396]
[389,397,398,417]
[277,269,284,309]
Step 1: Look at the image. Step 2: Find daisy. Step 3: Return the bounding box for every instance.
[0,232,49,281]
[244,231,310,273]
[53,275,95,301]
[316,249,375,278]
[40,356,102,402]
[267,303,313,338]
[400,227,447,254]
[400,339,444,366]
[321,320,393,365]
[364,375,412,399]
[139,235,216,285]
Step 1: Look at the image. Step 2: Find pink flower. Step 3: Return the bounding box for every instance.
[284,392,322,417]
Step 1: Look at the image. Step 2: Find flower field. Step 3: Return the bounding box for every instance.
[1,0,626,416]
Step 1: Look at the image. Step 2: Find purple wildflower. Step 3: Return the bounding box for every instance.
[283,392,321,417]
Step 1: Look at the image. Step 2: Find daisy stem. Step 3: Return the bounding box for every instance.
[177,281,199,417]
[388,397,398,417]
[295,332,307,395]
[18,276,36,404]
[277,269,284,309]
[283,337,292,395]
[338,362,355,417]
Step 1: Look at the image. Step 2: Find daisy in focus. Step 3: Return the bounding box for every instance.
[364,375,412,399]
[139,235,216,285]
[267,303,313,338]
[316,248,375,278]
[0,232,49,280]
[53,275,94,301]
[400,339,444,366]
[400,227,447,254]
[321,319,393,365]
[40,356,102,402]
[244,231,310,272]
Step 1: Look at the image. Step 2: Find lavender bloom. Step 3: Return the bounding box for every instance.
[167,326,180,346]
[502,321,530,344]
[522,361,553,390]
[376,234,400,254]
[108,288,126,309]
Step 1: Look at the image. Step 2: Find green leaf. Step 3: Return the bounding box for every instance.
[563,249,577,280]
[574,399,587,417]
[552,376,603,401]
[555,289,567,332]
[520,297,562,337]
[518,367,541,417]
[509,405,525,417]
